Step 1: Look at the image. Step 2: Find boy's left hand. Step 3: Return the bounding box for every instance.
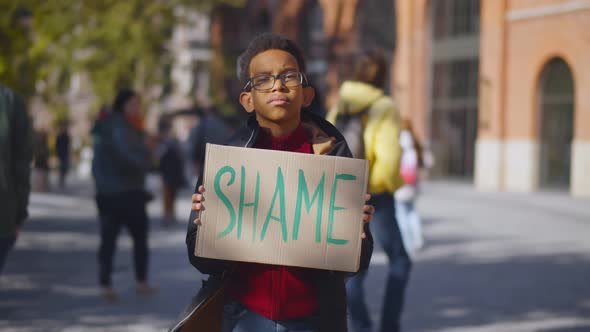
[361,193,374,239]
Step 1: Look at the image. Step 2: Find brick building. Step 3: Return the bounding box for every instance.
[396,0,589,197]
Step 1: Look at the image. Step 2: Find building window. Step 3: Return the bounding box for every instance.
[433,0,480,40]
[430,0,480,178]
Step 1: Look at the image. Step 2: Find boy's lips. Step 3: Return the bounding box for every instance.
[267,95,290,106]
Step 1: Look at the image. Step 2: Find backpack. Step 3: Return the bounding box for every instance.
[334,106,369,159]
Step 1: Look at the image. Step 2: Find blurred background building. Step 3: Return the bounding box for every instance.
[161,10,213,142]
[396,0,589,198]
[207,0,396,116]
[2,0,587,197]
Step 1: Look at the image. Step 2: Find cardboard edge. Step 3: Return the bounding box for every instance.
[352,159,369,272]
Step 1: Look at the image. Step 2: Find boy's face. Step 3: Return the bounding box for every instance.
[239,49,314,134]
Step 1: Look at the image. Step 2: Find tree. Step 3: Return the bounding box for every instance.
[0,4,35,97]
[0,0,245,114]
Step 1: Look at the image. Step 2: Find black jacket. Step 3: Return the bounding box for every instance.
[185,111,374,332]
[91,113,150,195]
[0,85,32,237]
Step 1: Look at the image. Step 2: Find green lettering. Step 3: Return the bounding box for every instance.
[293,170,325,242]
[214,166,237,239]
[260,167,288,243]
[327,173,357,245]
[237,166,260,242]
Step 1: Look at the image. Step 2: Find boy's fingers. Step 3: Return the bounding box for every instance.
[364,193,371,202]
[363,214,371,223]
[198,185,205,193]
[361,232,366,239]
[192,203,203,211]
[363,204,374,214]
[192,194,204,205]
[193,218,201,225]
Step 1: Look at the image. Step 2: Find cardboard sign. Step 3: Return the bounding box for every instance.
[194,143,369,272]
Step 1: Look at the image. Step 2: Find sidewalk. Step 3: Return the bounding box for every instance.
[398,180,590,331]
[1,173,199,332]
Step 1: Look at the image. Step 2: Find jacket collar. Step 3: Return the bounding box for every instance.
[240,111,345,155]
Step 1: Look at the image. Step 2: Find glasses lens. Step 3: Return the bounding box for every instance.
[283,72,303,87]
[252,76,274,90]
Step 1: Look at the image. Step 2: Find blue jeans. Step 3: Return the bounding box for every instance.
[0,235,17,275]
[222,299,319,332]
[346,193,412,332]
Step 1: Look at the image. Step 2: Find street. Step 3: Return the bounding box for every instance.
[1,175,589,332]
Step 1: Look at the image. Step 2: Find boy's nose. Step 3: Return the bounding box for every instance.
[271,77,287,92]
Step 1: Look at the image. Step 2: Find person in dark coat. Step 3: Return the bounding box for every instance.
[0,85,32,274]
[156,118,186,226]
[91,88,157,301]
[55,125,70,188]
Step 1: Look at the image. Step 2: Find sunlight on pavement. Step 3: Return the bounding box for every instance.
[433,317,590,332]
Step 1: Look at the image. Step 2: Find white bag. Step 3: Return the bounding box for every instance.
[395,200,424,260]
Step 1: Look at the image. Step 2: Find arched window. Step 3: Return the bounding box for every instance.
[538,58,575,189]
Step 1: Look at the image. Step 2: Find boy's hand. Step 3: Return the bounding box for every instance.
[191,185,206,225]
[361,193,374,239]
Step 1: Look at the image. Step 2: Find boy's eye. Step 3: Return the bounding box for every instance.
[283,73,298,81]
[253,76,271,84]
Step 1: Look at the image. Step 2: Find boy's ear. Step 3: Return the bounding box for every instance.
[239,92,255,113]
[302,86,315,107]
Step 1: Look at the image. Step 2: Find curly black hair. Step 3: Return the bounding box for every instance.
[237,33,307,90]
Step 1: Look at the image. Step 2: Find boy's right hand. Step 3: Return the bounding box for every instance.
[191,185,205,225]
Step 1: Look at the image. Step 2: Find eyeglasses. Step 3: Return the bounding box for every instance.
[243,71,307,91]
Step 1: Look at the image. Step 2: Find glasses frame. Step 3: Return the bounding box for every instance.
[243,71,308,91]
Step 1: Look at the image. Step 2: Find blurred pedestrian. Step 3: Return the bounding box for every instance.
[186,106,231,177]
[156,118,186,226]
[0,85,32,274]
[91,88,157,301]
[303,83,327,118]
[327,49,409,332]
[32,130,50,192]
[395,118,425,260]
[55,124,71,189]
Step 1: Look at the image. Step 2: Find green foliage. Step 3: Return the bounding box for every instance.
[0,0,245,114]
[0,3,35,97]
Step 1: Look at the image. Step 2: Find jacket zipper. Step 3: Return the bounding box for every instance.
[244,128,257,147]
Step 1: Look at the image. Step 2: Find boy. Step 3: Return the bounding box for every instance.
[186,33,374,332]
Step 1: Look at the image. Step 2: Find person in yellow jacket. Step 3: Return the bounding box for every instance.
[327,49,411,332]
